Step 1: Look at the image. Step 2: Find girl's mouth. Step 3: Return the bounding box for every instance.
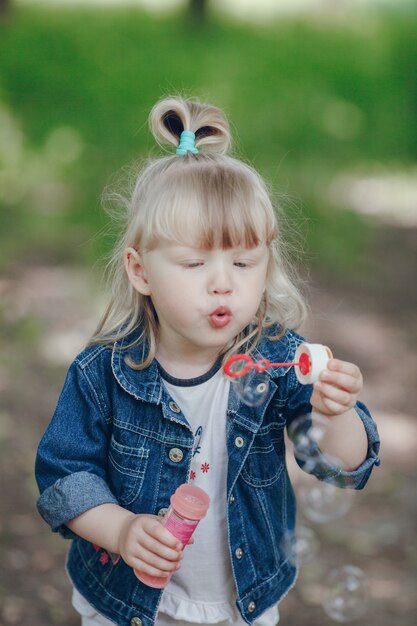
[208,306,232,329]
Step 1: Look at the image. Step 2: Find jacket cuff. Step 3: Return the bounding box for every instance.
[37,471,119,539]
[350,401,381,489]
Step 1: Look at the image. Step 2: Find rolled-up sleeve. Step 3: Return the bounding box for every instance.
[35,357,118,538]
[37,472,118,539]
[336,400,380,489]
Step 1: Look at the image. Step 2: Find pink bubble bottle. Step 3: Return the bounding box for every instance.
[134,483,210,588]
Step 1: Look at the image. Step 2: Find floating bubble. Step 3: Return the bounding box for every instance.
[298,481,352,523]
[288,412,329,460]
[234,369,269,407]
[288,414,349,489]
[302,451,349,489]
[280,525,319,566]
[322,565,368,622]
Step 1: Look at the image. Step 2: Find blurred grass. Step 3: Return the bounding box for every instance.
[0,3,416,273]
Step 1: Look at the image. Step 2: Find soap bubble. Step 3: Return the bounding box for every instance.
[288,414,348,488]
[322,565,368,622]
[302,452,349,489]
[280,525,319,566]
[234,369,270,407]
[299,481,352,523]
[288,412,329,459]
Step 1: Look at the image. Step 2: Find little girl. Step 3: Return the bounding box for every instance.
[35,96,380,626]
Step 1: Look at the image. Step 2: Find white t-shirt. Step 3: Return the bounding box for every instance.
[158,363,279,626]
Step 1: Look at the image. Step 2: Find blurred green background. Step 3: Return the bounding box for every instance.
[1,0,415,274]
[1,1,416,625]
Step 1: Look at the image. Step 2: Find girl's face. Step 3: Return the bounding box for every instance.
[125,241,269,364]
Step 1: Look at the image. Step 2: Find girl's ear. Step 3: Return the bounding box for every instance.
[124,247,151,295]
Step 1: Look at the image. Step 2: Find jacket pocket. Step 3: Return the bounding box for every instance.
[108,436,149,506]
[240,423,285,487]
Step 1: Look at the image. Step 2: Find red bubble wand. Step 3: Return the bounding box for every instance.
[224,352,311,378]
[224,344,332,385]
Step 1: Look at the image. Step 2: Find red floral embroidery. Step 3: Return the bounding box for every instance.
[201,462,210,473]
[92,544,118,566]
[189,470,196,480]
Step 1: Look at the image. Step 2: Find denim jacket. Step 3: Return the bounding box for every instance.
[35,326,380,626]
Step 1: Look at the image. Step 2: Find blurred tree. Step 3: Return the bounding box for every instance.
[188,0,207,22]
[0,0,10,15]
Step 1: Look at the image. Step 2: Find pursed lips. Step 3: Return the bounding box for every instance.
[208,306,232,329]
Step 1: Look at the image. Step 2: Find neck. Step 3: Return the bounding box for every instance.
[156,346,223,380]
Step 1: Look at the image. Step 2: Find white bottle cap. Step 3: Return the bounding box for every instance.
[295,343,333,384]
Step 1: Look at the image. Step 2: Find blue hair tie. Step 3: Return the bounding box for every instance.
[176,130,199,155]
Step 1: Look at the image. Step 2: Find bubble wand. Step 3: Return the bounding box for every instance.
[224,343,333,386]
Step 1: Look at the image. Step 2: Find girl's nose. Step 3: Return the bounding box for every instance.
[212,284,232,295]
[208,265,232,295]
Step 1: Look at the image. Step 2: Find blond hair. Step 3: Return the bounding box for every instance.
[89,97,307,367]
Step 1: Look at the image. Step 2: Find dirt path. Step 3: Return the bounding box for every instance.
[0,223,416,625]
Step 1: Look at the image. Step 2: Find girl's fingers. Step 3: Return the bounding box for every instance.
[312,360,363,416]
[315,381,355,408]
[131,557,176,578]
[320,370,362,394]
[318,396,348,416]
[129,543,182,573]
[146,521,183,551]
[140,535,182,562]
[136,516,182,551]
[327,359,362,379]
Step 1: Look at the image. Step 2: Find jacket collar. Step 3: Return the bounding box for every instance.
[111,324,297,404]
[111,330,163,404]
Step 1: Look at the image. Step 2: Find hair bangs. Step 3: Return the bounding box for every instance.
[139,158,277,251]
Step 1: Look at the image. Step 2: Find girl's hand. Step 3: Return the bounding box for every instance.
[117,514,183,578]
[310,358,363,417]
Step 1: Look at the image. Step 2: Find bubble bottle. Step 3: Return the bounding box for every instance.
[134,483,210,588]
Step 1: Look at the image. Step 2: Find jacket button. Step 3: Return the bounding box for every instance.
[158,508,168,517]
[130,618,143,626]
[169,448,183,463]
[235,436,244,448]
[229,494,235,504]
[248,601,256,613]
[169,401,181,413]
[235,547,244,559]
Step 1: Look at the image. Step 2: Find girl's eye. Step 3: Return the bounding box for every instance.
[234,261,248,268]
[183,261,204,268]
